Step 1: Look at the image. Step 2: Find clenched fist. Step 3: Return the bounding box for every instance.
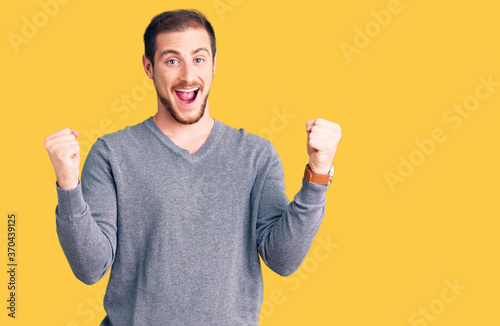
[306,119,342,174]
[44,128,81,190]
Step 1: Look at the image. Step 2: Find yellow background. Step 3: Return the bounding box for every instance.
[1,0,499,325]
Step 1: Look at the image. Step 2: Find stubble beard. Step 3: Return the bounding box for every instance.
[157,88,209,125]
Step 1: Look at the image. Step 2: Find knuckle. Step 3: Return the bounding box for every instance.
[45,142,53,151]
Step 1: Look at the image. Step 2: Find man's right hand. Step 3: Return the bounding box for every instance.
[44,128,81,190]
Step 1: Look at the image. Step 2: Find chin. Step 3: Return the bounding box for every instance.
[160,94,208,125]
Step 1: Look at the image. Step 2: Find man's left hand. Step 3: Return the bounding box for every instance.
[306,118,342,174]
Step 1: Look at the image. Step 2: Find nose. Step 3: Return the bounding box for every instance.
[180,62,195,83]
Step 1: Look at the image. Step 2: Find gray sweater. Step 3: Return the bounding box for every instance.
[55,117,329,325]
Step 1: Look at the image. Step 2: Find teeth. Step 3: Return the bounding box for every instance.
[176,88,199,92]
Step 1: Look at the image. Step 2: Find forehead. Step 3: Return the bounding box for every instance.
[155,28,212,57]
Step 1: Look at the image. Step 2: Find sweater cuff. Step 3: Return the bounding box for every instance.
[56,180,87,218]
[294,177,329,206]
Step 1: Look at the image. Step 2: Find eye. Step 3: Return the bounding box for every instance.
[166,59,179,65]
[195,58,205,63]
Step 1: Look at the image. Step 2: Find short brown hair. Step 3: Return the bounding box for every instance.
[143,9,216,67]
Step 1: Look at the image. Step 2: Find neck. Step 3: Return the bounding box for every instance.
[152,102,215,153]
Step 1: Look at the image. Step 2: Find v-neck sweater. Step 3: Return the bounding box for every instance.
[55,117,329,326]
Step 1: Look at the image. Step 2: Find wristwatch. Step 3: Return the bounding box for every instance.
[304,164,334,185]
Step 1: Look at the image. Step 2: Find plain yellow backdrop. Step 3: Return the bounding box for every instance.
[1,0,499,325]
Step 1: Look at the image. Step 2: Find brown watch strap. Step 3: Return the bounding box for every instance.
[304,164,331,185]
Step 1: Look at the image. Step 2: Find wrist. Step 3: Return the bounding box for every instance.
[304,164,334,185]
[56,178,79,190]
[308,162,331,174]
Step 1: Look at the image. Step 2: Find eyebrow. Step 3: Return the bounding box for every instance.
[192,47,210,55]
[159,47,210,58]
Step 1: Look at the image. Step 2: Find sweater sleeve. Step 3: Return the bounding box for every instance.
[256,142,328,276]
[55,138,117,285]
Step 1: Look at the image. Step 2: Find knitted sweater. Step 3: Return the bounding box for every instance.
[55,117,328,325]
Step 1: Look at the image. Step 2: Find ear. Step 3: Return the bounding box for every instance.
[212,52,217,74]
[142,54,154,79]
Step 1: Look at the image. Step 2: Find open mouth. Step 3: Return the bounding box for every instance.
[175,88,199,104]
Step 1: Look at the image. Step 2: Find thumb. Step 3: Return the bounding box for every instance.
[306,119,315,133]
[70,129,79,139]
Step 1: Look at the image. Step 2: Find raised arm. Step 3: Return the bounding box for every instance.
[256,119,341,276]
[45,130,117,284]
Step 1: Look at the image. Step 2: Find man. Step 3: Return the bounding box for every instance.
[44,9,341,326]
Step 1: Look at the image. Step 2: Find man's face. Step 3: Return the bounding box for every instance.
[145,28,215,125]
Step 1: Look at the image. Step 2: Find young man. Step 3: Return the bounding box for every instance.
[44,9,341,326]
